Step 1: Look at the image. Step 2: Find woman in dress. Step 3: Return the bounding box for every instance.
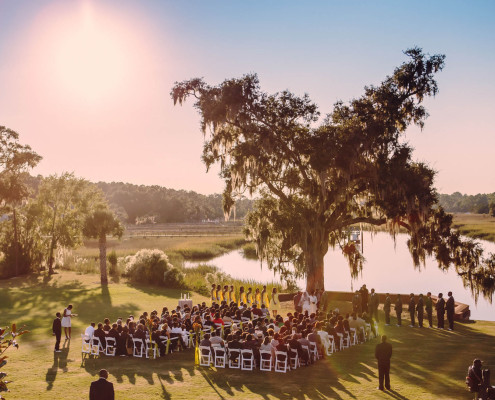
[262,285,269,307]
[238,286,246,306]
[229,285,236,304]
[61,304,76,339]
[246,287,253,306]
[270,288,279,317]
[254,288,261,307]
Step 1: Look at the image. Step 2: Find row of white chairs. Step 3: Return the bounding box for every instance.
[199,342,321,373]
[81,334,184,359]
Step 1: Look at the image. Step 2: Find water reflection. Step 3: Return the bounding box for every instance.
[185,233,495,321]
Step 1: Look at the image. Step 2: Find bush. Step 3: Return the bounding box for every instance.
[124,249,185,287]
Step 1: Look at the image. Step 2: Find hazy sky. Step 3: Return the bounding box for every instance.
[0,0,494,195]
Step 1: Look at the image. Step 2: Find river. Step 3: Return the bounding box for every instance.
[185,232,495,321]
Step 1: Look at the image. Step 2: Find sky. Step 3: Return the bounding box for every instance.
[0,0,494,195]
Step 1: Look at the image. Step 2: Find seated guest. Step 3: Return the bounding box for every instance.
[170,322,184,351]
[308,327,323,356]
[204,315,215,330]
[107,324,119,347]
[93,323,106,349]
[133,324,146,354]
[252,304,262,320]
[298,331,312,363]
[275,338,289,361]
[117,326,130,356]
[288,333,309,364]
[85,322,96,338]
[243,333,260,362]
[151,327,166,357]
[210,331,224,347]
[200,333,212,354]
[103,318,112,333]
[260,304,269,318]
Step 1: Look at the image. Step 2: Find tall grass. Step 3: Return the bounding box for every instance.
[178,263,284,297]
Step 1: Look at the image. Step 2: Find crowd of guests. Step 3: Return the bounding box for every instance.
[80,288,377,362]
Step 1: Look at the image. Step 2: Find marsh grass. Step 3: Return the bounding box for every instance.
[452,213,495,242]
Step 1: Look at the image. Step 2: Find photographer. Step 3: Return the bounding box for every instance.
[467,359,494,400]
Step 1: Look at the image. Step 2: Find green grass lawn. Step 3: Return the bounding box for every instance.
[1,271,494,400]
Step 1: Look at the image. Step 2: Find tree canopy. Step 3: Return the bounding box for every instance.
[172,47,495,301]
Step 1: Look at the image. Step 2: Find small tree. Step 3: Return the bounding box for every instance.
[83,208,123,285]
[490,201,495,217]
[0,126,41,277]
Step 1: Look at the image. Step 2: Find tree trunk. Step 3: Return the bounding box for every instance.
[304,224,329,292]
[13,207,19,277]
[99,234,108,285]
[305,248,326,292]
[47,206,57,275]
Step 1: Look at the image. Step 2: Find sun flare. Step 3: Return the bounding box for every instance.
[33,1,135,105]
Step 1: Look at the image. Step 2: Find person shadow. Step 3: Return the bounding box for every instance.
[45,338,70,390]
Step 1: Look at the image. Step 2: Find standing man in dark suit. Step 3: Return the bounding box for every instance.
[384,293,391,326]
[446,291,455,331]
[416,294,424,328]
[375,335,392,391]
[394,295,402,327]
[425,292,433,328]
[408,294,416,327]
[436,293,445,329]
[89,369,114,400]
[52,312,62,352]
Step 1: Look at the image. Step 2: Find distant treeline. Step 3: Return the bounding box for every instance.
[439,192,495,215]
[95,182,254,224]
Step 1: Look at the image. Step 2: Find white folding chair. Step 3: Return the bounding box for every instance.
[349,328,358,346]
[90,337,104,356]
[105,337,116,356]
[240,349,254,371]
[309,342,320,360]
[81,334,91,357]
[342,333,350,349]
[274,351,288,373]
[360,327,366,343]
[199,346,212,366]
[145,339,157,359]
[365,323,372,341]
[132,338,144,358]
[301,345,311,364]
[336,333,344,350]
[213,347,227,368]
[289,347,300,369]
[326,336,335,355]
[259,350,272,371]
[374,321,379,338]
[227,348,241,369]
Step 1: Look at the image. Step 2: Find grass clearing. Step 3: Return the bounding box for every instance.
[1,270,494,399]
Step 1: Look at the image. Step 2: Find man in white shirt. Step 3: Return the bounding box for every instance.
[85,322,96,338]
[209,331,224,347]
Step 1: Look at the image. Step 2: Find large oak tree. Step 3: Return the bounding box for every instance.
[171,48,495,300]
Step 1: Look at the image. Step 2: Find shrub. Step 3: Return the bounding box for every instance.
[124,249,185,287]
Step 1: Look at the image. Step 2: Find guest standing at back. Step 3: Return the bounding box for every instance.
[446,291,455,331]
[436,293,445,329]
[52,312,62,352]
[89,369,114,400]
[375,335,392,391]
